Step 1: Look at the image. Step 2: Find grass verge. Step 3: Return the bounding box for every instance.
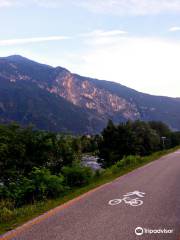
[0,146,179,235]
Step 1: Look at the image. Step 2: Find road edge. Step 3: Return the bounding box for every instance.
[1,148,179,239]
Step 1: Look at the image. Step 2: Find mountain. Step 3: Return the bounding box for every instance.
[0,55,180,133]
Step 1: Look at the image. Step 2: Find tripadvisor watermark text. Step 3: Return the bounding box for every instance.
[135,227,174,236]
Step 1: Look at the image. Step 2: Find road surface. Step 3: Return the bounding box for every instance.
[1,150,180,240]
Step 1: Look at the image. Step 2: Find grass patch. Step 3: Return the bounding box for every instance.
[0,146,179,235]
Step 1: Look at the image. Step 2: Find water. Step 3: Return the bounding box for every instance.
[82,155,102,170]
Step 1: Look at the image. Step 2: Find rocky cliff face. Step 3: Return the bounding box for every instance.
[46,71,140,121]
[0,55,180,133]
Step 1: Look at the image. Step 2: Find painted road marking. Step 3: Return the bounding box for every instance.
[108,191,146,207]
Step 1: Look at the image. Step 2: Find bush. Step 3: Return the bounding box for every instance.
[62,163,93,187]
[123,155,139,166]
[2,168,66,207]
[111,155,142,174]
[29,167,66,200]
[7,178,35,206]
[0,199,15,210]
[111,159,126,174]
[45,174,67,198]
[94,170,102,178]
[0,207,14,222]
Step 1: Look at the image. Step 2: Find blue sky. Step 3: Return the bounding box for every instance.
[1,0,180,97]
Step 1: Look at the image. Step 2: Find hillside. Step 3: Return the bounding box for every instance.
[0,55,180,133]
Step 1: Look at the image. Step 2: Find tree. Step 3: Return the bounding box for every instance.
[132,121,160,155]
[98,120,161,168]
[148,121,171,137]
[98,120,119,167]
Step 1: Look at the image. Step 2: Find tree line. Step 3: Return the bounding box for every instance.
[0,121,179,208]
[98,120,180,167]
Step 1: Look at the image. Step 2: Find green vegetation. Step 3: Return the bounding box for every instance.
[0,121,179,234]
[98,120,180,167]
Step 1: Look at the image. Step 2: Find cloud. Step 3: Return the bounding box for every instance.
[0,0,18,7]
[32,0,66,8]
[2,0,180,15]
[169,26,180,32]
[81,29,127,37]
[77,0,180,16]
[0,36,69,46]
[80,29,127,45]
[68,35,180,97]
[0,0,70,8]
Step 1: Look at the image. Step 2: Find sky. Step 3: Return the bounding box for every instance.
[1,0,180,97]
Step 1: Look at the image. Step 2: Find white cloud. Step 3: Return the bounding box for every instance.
[0,0,69,8]
[67,35,180,97]
[0,0,18,7]
[81,29,127,37]
[32,0,66,8]
[80,29,127,45]
[2,0,180,16]
[0,36,69,46]
[78,0,180,16]
[169,26,180,32]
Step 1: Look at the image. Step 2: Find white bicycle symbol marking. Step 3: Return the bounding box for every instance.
[108,191,146,207]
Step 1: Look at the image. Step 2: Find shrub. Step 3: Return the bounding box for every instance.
[2,168,66,207]
[111,155,142,174]
[123,155,139,166]
[7,178,35,207]
[62,163,93,187]
[29,167,65,200]
[45,174,67,198]
[94,170,102,178]
[0,199,15,210]
[0,207,14,222]
[111,165,120,174]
